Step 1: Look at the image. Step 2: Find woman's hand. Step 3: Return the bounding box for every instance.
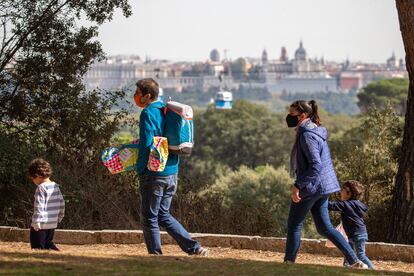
[291,186,301,203]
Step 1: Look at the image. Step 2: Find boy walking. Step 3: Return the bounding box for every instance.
[134,78,207,256]
[328,180,374,269]
[28,158,65,250]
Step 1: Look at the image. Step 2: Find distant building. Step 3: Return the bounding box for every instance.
[210,49,220,62]
[339,72,363,91]
[266,73,337,94]
[262,49,268,65]
[85,57,172,90]
[280,47,288,62]
[386,51,398,68]
[83,45,408,96]
[399,58,405,70]
[250,41,329,92]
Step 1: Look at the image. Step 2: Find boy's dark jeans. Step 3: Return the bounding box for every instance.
[344,233,374,269]
[139,173,200,255]
[30,227,59,250]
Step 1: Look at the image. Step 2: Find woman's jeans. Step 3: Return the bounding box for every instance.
[284,194,359,265]
[139,173,200,255]
[344,233,374,269]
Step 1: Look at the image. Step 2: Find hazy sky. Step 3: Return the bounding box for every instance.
[95,0,405,63]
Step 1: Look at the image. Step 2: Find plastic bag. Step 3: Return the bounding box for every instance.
[101,140,139,174]
[147,136,169,172]
[326,222,348,248]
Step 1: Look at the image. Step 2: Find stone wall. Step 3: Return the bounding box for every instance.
[1,226,413,262]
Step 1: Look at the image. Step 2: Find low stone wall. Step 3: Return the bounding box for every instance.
[1,226,413,263]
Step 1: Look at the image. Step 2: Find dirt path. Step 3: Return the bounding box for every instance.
[0,242,413,274]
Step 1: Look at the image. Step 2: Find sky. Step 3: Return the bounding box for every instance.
[94,0,405,63]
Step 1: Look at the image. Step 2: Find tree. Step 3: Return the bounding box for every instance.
[331,105,403,241]
[194,100,294,170]
[0,1,135,229]
[0,1,131,153]
[357,78,409,115]
[281,91,360,115]
[388,0,414,244]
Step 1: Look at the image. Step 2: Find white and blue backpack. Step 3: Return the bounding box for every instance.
[163,101,194,156]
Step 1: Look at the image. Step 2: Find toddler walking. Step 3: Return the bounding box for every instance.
[28,158,65,250]
[329,180,374,269]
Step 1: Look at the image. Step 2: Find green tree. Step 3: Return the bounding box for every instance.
[389,0,414,244]
[331,105,403,241]
[357,78,408,115]
[177,100,358,194]
[0,0,131,154]
[193,166,317,237]
[194,100,294,170]
[200,166,292,236]
[0,0,136,229]
[281,91,360,115]
[233,85,272,102]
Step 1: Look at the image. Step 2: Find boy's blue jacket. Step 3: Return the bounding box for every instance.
[136,101,179,176]
[295,120,340,199]
[328,200,368,237]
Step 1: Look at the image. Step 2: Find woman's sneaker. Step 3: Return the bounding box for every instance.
[195,247,209,256]
[350,261,368,269]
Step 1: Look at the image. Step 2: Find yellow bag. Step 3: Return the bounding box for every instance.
[147,137,169,172]
[101,140,139,174]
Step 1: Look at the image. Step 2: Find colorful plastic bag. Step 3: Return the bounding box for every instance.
[326,222,348,248]
[101,140,139,174]
[147,136,169,172]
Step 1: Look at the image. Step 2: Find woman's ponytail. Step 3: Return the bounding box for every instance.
[308,100,321,125]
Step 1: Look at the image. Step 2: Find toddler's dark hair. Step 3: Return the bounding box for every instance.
[343,180,364,200]
[28,158,52,179]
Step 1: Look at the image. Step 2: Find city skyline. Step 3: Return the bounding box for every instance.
[93,0,405,63]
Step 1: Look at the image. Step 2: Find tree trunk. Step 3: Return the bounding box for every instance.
[388,0,414,244]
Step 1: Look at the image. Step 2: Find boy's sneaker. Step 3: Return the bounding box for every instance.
[195,247,209,256]
[48,243,60,251]
[350,261,368,269]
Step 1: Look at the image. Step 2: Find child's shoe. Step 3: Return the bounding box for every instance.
[350,260,368,269]
[195,247,209,256]
[48,243,60,251]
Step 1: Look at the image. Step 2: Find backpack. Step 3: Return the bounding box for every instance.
[163,101,194,156]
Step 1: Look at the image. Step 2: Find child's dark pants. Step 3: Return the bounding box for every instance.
[30,227,59,250]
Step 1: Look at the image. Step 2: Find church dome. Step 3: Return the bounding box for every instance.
[294,40,307,61]
[210,49,220,62]
[280,46,288,62]
[262,49,268,64]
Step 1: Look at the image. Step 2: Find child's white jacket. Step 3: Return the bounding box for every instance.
[31,182,65,230]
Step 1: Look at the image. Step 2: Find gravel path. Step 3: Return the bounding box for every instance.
[0,242,413,274]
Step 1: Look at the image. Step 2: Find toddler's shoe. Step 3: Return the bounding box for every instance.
[350,261,368,269]
[195,247,209,256]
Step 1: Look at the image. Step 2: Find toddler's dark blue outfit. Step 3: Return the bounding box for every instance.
[329,200,374,269]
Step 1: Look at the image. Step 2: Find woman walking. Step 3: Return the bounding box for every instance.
[284,100,367,269]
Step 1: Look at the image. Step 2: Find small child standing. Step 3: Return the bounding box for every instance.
[28,158,65,250]
[328,180,374,269]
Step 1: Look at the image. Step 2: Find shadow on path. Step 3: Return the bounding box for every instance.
[0,250,410,275]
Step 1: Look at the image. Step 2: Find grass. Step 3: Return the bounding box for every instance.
[0,250,410,276]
